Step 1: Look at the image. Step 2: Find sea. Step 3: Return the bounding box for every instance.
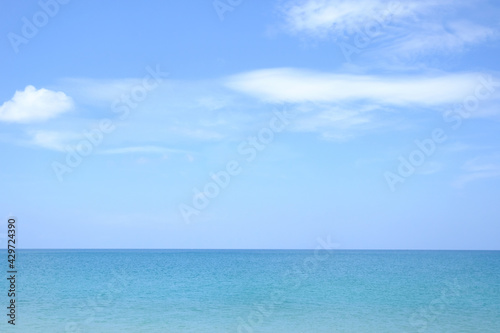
[1,250,499,332]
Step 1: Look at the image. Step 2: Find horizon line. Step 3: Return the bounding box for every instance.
[7,248,500,251]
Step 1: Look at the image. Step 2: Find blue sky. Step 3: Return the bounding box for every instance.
[1,0,500,249]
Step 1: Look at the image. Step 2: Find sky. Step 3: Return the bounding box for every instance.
[1,0,499,249]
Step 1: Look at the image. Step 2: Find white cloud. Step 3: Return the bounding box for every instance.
[281,0,421,36]
[226,68,482,105]
[0,85,73,123]
[280,0,497,59]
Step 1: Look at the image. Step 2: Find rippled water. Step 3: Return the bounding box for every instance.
[1,250,499,332]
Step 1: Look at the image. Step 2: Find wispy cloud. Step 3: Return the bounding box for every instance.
[280,0,497,60]
[54,78,244,140]
[226,68,482,105]
[444,142,489,153]
[28,128,194,156]
[30,130,79,151]
[0,85,73,123]
[15,67,498,151]
[287,103,377,140]
[226,67,500,140]
[57,77,175,108]
[98,146,191,155]
[378,20,496,60]
[416,161,443,175]
[453,154,500,188]
[280,0,421,36]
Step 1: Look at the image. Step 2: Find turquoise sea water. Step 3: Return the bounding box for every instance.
[1,250,499,332]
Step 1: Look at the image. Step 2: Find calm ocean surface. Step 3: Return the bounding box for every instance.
[1,250,499,332]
